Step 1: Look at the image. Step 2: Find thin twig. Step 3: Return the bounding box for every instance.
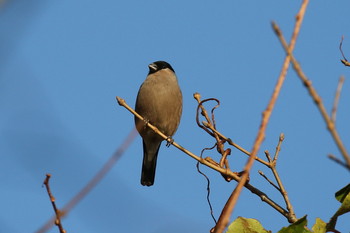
[116,96,291,221]
[339,36,350,66]
[265,150,273,163]
[43,174,66,233]
[273,23,350,168]
[331,76,345,123]
[273,133,285,162]
[259,170,281,191]
[212,1,309,232]
[328,154,350,171]
[269,134,296,221]
[36,128,138,233]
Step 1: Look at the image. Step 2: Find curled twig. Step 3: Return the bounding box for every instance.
[197,145,218,224]
[194,94,233,179]
[194,93,220,138]
[340,36,350,66]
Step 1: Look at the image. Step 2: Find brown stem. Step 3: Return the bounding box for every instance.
[43,174,66,233]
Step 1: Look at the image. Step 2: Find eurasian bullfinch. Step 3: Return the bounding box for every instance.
[135,61,183,186]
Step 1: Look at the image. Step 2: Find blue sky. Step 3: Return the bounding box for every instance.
[1,1,350,232]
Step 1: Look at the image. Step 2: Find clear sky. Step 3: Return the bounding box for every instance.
[1,1,350,232]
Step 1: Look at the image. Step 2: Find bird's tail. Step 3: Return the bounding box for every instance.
[141,140,161,186]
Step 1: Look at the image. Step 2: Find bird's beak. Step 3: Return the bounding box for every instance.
[148,63,157,72]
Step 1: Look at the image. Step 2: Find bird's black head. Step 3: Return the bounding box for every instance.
[148,61,175,74]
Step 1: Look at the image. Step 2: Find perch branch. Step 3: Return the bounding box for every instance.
[117,96,241,180]
[116,96,291,221]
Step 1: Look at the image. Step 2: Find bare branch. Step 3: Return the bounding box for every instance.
[37,128,138,233]
[273,23,350,168]
[269,135,296,221]
[213,1,309,231]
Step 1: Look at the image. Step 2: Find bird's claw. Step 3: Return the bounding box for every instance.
[166,137,174,147]
[143,119,150,129]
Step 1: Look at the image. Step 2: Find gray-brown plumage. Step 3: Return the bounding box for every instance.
[135,61,182,186]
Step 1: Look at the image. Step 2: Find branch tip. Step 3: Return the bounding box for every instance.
[116,96,125,106]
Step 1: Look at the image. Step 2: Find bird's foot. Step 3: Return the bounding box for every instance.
[143,119,150,129]
[166,136,174,147]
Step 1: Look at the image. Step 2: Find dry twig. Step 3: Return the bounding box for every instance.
[259,170,280,191]
[331,76,345,123]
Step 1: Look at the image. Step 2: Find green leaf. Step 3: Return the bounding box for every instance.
[226,217,271,233]
[335,184,350,203]
[278,215,311,233]
[311,218,326,233]
[327,190,350,231]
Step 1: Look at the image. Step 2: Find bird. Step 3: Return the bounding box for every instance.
[135,61,183,186]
